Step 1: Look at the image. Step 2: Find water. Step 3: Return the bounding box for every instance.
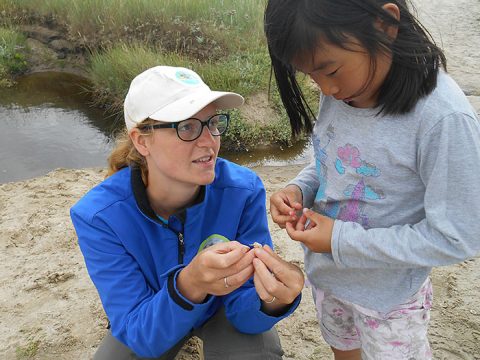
[0,72,312,184]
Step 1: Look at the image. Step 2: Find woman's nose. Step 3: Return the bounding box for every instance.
[196,124,216,145]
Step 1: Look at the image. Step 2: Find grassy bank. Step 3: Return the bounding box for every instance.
[0,26,28,86]
[0,0,318,150]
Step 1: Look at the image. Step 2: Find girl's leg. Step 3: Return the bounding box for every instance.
[195,307,283,360]
[311,287,362,357]
[331,347,362,360]
[352,278,433,360]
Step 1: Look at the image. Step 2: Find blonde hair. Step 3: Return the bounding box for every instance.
[107,119,157,184]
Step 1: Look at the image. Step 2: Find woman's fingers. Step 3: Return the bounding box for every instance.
[253,257,287,300]
[253,270,272,301]
[254,246,304,300]
[206,241,250,269]
[253,245,289,283]
[224,263,254,289]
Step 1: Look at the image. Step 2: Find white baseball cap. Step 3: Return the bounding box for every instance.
[123,66,244,130]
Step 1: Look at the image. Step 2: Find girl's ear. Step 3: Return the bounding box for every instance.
[129,128,150,157]
[376,3,401,40]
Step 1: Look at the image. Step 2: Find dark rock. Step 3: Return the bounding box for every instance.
[21,25,62,44]
[50,39,75,53]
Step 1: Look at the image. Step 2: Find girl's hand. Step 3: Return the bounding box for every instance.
[286,208,334,253]
[177,241,255,303]
[252,245,304,315]
[270,185,303,228]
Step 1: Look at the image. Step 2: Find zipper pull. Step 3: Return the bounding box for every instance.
[178,233,185,263]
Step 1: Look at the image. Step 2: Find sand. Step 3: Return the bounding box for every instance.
[1,0,480,358]
[0,163,479,360]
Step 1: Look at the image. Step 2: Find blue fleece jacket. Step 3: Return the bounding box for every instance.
[71,158,300,358]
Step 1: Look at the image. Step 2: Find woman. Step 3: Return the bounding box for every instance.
[70,66,304,359]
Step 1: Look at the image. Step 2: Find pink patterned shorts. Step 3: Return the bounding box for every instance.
[311,278,433,360]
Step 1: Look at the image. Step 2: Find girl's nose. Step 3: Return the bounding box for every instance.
[310,75,339,96]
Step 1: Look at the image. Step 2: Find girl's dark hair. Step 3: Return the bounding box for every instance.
[265,0,447,135]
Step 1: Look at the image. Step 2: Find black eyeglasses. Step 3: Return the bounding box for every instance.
[140,113,230,142]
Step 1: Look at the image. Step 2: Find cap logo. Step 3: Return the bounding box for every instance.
[175,69,201,86]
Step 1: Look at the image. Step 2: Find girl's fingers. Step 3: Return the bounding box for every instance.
[285,222,310,244]
[295,213,308,231]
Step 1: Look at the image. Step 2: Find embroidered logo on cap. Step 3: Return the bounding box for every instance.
[175,69,201,86]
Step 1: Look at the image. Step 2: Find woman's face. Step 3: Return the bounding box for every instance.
[293,38,392,109]
[141,103,221,190]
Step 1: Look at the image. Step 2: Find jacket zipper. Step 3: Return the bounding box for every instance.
[178,232,185,264]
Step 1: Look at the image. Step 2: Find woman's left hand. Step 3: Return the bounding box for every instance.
[252,245,304,315]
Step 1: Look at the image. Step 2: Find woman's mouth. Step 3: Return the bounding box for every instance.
[193,155,214,164]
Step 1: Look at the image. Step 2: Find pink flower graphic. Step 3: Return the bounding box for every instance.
[338,144,362,168]
[365,318,379,329]
[389,341,405,347]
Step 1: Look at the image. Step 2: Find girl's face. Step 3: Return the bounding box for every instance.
[293,38,392,108]
[141,103,221,190]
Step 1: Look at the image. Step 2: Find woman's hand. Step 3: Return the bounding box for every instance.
[177,241,255,303]
[286,208,334,253]
[252,245,304,315]
[270,185,303,229]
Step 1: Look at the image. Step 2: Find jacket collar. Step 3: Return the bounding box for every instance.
[130,166,205,224]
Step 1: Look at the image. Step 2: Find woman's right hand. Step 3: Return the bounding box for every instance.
[177,241,255,303]
[270,185,303,228]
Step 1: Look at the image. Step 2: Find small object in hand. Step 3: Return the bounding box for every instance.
[249,242,263,249]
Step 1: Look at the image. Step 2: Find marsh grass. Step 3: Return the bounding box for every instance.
[0,26,28,86]
[0,0,264,51]
[0,0,319,149]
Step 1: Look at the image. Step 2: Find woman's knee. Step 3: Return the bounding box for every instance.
[198,309,283,359]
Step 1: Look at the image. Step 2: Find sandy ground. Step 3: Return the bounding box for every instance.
[0,162,479,360]
[1,0,480,359]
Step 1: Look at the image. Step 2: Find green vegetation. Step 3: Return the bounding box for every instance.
[15,339,40,359]
[0,27,28,86]
[0,0,318,150]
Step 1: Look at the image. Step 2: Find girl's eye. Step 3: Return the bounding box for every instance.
[327,69,339,77]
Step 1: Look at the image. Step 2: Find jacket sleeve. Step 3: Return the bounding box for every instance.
[71,208,215,358]
[330,112,480,269]
[221,175,301,333]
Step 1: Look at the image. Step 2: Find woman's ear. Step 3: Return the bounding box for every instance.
[377,3,401,40]
[129,128,150,157]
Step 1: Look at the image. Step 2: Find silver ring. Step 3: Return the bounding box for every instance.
[264,296,276,304]
[224,277,230,288]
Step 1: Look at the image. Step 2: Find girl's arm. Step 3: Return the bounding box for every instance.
[330,112,480,269]
[289,161,319,208]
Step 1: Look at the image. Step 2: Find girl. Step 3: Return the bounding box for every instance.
[71,66,304,359]
[265,1,480,359]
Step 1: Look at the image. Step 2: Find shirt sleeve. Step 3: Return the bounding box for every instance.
[70,209,214,358]
[221,174,301,333]
[331,112,480,268]
[289,161,319,208]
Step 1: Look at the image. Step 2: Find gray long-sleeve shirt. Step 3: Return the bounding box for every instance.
[291,72,480,312]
